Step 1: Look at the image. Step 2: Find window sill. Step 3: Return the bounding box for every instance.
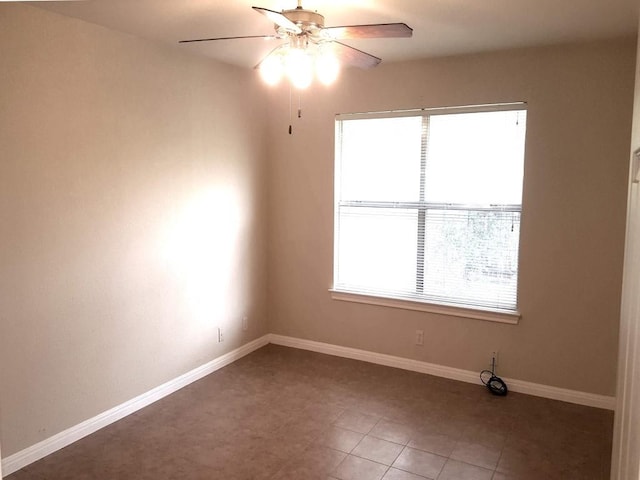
[329,289,521,325]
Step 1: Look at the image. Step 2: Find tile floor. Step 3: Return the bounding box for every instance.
[7,344,613,479]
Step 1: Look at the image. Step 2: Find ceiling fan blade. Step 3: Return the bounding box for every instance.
[252,6,302,34]
[179,35,278,44]
[328,41,381,69]
[323,23,413,40]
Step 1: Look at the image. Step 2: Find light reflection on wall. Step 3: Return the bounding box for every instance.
[162,186,243,327]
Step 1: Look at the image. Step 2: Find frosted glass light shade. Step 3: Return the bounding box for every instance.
[316,51,340,86]
[259,55,284,86]
[285,49,313,89]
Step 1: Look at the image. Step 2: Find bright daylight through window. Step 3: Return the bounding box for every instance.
[333,105,527,315]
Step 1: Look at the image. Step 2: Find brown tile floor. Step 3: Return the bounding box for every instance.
[7,344,613,479]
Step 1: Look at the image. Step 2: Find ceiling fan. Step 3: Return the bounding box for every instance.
[179,1,412,88]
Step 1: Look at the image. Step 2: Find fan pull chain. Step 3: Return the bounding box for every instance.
[285,86,305,134]
[288,84,293,135]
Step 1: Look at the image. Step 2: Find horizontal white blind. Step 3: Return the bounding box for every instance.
[336,102,527,121]
[334,106,527,312]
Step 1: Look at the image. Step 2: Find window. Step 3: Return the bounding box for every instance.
[333,104,527,318]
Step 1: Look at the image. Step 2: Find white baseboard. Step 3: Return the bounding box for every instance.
[1,332,615,477]
[268,334,616,411]
[1,334,270,477]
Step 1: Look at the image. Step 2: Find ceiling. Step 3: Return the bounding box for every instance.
[33,0,640,70]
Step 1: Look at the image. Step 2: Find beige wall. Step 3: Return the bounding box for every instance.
[0,5,269,456]
[267,38,636,397]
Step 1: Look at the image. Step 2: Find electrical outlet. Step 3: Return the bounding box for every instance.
[217,327,224,343]
[415,329,424,346]
[242,316,248,331]
[491,350,499,368]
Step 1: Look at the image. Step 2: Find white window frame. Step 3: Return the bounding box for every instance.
[331,103,526,324]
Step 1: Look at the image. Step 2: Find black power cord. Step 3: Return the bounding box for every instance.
[480,356,508,396]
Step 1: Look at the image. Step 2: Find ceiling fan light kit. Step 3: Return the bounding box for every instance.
[179,1,413,90]
[259,42,340,89]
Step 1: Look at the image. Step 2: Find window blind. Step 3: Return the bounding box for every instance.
[334,106,527,313]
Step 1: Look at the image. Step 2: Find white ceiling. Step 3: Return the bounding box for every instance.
[34,0,640,69]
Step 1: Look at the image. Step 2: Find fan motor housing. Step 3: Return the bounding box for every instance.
[283,8,324,31]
